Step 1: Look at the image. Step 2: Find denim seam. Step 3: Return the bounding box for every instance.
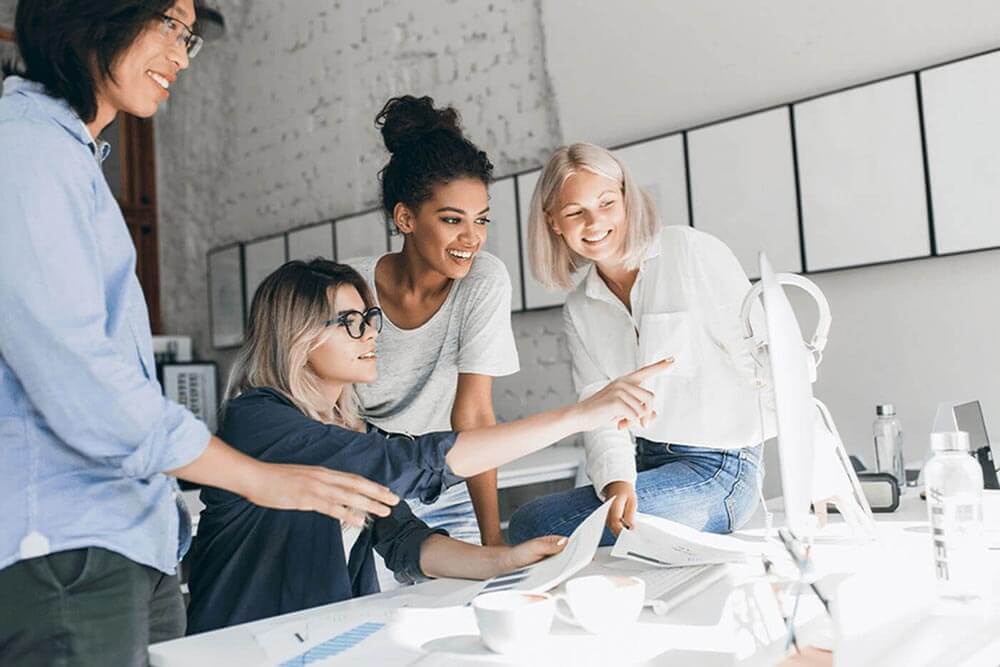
[721,454,743,532]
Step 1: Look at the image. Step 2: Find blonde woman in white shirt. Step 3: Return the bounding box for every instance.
[508,142,771,545]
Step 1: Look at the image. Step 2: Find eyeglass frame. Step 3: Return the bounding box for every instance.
[325,307,384,340]
[155,12,204,58]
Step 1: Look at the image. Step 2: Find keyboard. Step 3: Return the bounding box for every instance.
[634,564,729,615]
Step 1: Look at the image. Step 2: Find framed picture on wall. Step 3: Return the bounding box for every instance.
[612,133,690,229]
[243,234,288,313]
[334,210,388,262]
[208,244,245,349]
[794,74,931,272]
[921,50,1000,255]
[161,362,219,433]
[486,176,524,312]
[688,107,802,277]
[287,220,335,261]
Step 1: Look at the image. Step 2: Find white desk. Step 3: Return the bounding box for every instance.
[152,494,1000,666]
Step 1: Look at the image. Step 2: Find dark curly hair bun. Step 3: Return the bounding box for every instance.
[376,95,494,220]
[376,95,462,154]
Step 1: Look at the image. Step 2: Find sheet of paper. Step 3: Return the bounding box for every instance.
[612,512,759,567]
[504,499,613,594]
[253,595,419,664]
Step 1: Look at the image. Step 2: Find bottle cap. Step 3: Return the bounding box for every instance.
[930,431,970,452]
[876,404,896,417]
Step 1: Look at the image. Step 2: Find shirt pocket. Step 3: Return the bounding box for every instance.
[637,311,699,379]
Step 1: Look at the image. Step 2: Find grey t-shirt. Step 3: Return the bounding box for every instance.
[350,250,520,437]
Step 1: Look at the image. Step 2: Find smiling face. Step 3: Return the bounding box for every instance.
[394,177,490,280]
[307,284,379,388]
[548,169,628,267]
[97,0,195,120]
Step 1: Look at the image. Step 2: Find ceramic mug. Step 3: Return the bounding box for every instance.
[472,590,555,654]
[553,575,645,634]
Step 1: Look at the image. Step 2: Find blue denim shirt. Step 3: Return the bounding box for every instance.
[0,77,210,575]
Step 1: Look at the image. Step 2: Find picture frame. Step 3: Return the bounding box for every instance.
[243,234,288,314]
[287,220,335,262]
[794,74,931,272]
[334,210,388,262]
[688,106,802,278]
[207,244,246,349]
[160,362,219,434]
[921,50,1000,255]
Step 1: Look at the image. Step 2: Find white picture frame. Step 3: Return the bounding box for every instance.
[487,176,524,312]
[688,107,802,277]
[794,74,931,271]
[612,133,690,229]
[287,221,335,262]
[208,244,245,349]
[243,235,287,313]
[334,210,388,262]
[921,50,1000,254]
[516,169,575,310]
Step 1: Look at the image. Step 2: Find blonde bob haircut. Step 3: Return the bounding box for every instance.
[528,142,659,290]
[226,259,373,431]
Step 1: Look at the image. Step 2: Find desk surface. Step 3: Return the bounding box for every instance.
[152,495,999,667]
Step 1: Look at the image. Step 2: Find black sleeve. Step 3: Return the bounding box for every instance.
[371,501,448,585]
[220,389,464,502]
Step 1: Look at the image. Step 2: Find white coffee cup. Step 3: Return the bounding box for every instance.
[554,575,645,634]
[472,590,555,654]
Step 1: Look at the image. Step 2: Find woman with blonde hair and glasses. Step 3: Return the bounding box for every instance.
[186,259,669,633]
[508,142,772,546]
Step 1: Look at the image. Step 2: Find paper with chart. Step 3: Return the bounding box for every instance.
[253,595,419,664]
[612,512,759,567]
[481,499,613,595]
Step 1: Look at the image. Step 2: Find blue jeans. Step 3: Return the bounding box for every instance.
[407,483,482,545]
[508,440,762,546]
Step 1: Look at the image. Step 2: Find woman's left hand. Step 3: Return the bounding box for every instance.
[497,535,567,574]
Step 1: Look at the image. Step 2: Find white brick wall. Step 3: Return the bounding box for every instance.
[153,0,573,422]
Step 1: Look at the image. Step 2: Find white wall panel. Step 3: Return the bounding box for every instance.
[688,108,802,277]
[795,75,930,271]
[922,50,1000,254]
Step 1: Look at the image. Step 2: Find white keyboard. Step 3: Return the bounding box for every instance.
[634,564,729,614]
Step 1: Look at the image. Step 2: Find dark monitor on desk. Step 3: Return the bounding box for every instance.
[953,400,1000,490]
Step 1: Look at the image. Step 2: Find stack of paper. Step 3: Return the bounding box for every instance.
[612,512,760,567]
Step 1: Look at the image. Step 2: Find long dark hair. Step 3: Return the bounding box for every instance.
[375,95,494,230]
[4,0,176,122]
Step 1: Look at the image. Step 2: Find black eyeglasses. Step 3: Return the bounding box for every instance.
[326,307,383,339]
[156,13,203,58]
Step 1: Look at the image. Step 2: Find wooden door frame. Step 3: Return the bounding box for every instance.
[1,26,163,332]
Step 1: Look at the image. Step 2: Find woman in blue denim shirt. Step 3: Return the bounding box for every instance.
[187,259,670,632]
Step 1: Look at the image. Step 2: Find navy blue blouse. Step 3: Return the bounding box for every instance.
[185,387,463,634]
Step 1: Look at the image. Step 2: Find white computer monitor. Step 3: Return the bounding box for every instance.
[758,253,816,537]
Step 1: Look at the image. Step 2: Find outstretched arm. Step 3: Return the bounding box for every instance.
[419,533,567,580]
[444,358,672,478]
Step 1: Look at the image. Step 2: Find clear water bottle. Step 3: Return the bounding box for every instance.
[925,431,986,605]
[873,404,905,494]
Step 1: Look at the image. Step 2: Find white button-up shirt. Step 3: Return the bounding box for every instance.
[563,226,776,497]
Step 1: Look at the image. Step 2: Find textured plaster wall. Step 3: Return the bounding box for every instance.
[0,0,13,29]
[154,0,572,421]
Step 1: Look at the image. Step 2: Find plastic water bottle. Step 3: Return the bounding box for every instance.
[873,404,905,493]
[924,431,987,605]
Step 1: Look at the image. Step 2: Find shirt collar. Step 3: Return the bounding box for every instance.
[3,76,112,162]
[583,229,663,301]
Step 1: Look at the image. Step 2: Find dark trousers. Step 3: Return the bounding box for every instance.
[0,547,185,667]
